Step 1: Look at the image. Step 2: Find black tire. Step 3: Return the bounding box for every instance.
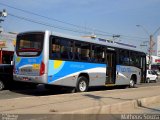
[129,79,135,88]
[154,78,157,83]
[146,78,150,83]
[76,76,89,92]
[0,80,5,91]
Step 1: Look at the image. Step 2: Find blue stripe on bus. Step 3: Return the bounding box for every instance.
[48,60,106,83]
[14,54,43,74]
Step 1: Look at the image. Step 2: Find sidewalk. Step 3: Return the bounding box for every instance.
[0,86,160,114]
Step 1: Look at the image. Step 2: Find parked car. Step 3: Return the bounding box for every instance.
[0,64,13,90]
[152,70,160,76]
[0,64,38,91]
[146,70,158,83]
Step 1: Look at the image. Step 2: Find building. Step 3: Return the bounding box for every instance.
[150,55,160,65]
[0,32,17,64]
[146,55,160,70]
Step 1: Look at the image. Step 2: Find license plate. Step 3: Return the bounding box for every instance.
[23,77,29,81]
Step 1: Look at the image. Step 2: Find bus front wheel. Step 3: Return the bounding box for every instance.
[129,79,135,88]
[76,76,89,92]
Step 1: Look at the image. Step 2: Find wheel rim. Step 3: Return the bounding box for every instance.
[79,81,87,92]
[130,80,134,87]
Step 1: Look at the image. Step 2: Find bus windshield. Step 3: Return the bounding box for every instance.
[16,32,44,56]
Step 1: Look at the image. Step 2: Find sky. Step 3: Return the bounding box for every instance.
[0,0,160,53]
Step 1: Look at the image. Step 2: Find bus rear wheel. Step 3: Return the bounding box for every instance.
[76,76,89,92]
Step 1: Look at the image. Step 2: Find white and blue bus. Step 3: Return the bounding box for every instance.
[13,30,146,92]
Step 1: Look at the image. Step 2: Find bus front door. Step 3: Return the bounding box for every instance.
[105,52,116,84]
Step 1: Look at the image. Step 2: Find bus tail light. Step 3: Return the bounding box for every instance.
[40,61,45,76]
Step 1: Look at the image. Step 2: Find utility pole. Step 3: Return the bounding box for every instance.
[0,9,7,31]
[148,35,154,69]
[136,25,160,69]
[0,9,7,64]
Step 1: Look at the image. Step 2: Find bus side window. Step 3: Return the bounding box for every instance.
[52,44,61,59]
[92,45,105,63]
[74,41,81,61]
[80,42,90,62]
[74,48,81,60]
[90,51,96,62]
[119,50,129,65]
[62,51,72,60]
[51,38,61,59]
[60,39,74,60]
[68,41,74,60]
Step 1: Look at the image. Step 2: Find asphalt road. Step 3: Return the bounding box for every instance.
[0,79,160,100]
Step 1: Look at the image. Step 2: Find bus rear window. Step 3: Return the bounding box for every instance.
[16,32,44,56]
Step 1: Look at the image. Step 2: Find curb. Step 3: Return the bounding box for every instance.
[137,95,160,107]
[62,95,160,114]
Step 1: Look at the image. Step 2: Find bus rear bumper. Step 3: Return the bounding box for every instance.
[13,74,47,84]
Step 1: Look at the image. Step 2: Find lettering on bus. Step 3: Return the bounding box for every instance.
[28,59,37,63]
[70,64,84,69]
[117,65,135,73]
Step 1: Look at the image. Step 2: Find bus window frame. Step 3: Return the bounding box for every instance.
[49,35,106,64]
[117,48,146,69]
[16,32,44,57]
[49,35,74,61]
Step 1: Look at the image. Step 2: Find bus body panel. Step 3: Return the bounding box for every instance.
[115,65,141,85]
[43,31,50,75]
[13,74,48,84]
[13,52,48,83]
[47,60,106,87]
[13,30,146,90]
[14,54,42,76]
[13,31,51,84]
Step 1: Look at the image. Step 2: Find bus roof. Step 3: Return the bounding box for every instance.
[50,31,145,53]
[17,30,145,54]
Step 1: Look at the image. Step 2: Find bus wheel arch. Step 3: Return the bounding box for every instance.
[130,74,137,88]
[76,73,89,92]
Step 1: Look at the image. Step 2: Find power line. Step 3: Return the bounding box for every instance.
[0,2,99,32]
[0,3,78,27]
[9,13,93,35]
[10,13,148,41]
[0,2,148,40]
